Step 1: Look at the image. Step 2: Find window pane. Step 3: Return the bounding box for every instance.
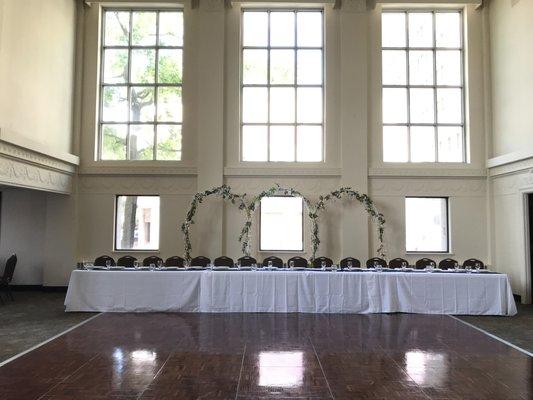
[130,49,155,84]
[270,50,294,85]
[409,50,433,85]
[270,87,295,123]
[102,86,128,122]
[383,126,408,162]
[260,197,303,251]
[408,13,433,48]
[410,88,435,123]
[437,88,462,123]
[436,12,461,48]
[243,49,268,84]
[436,50,461,86]
[242,125,267,161]
[243,12,268,46]
[159,12,183,46]
[405,197,448,252]
[410,126,435,162]
[296,125,322,162]
[157,125,182,160]
[270,126,295,161]
[382,50,406,85]
[103,49,128,84]
[382,13,406,48]
[438,126,463,162]
[297,12,322,47]
[102,124,127,160]
[157,87,182,122]
[297,88,322,123]
[129,125,154,160]
[270,12,295,46]
[130,87,155,122]
[131,12,156,46]
[242,87,268,123]
[115,196,160,250]
[297,50,322,85]
[158,49,182,84]
[104,11,130,46]
[383,88,407,124]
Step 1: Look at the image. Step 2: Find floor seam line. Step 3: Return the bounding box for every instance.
[234,343,247,400]
[136,352,173,400]
[309,337,335,400]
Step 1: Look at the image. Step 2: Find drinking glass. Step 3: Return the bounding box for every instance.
[133,260,139,269]
[401,261,407,271]
[333,264,339,272]
[465,265,472,273]
[454,262,460,272]
[321,261,327,270]
[373,261,378,269]
[289,260,295,269]
[149,263,156,271]
[237,260,241,268]
[475,262,481,272]
[268,260,273,269]
[157,260,163,269]
[252,263,257,271]
[105,259,111,269]
[347,260,353,269]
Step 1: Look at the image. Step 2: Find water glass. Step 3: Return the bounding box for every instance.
[237,260,241,268]
[157,260,163,269]
[268,260,273,269]
[321,261,327,270]
[289,260,295,269]
[475,262,481,272]
[454,262,460,272]
[347,260,353,269]
[149,263,156,271]
[401,261,407,271]
[465,265,472,273]
[105,259,111,269]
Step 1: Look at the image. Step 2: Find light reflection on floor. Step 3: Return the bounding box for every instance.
[258,351,304,388]
[405,350,448,387]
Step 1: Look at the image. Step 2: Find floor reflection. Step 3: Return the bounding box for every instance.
[405,350,448,387]
[258,351,304,388]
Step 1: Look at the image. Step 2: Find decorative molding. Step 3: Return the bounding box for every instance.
[79,164,198,176]
[488,151,533,177]
[369,177,486,197]
[369,166,487,178]
[225,176,340,195]
[78,175,197,195]
[224,166,342,177]
[492,170,533,196]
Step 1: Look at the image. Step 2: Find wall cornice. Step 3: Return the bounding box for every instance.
[79,164,198,176]
[369,176,486,197]
[488,151,533,178]
[224,166,342,177]
[369,166,487,178]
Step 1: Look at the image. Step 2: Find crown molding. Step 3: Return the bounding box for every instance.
[369,166,486,178]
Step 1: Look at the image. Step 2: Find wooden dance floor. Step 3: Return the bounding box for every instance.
[0,313,530,399]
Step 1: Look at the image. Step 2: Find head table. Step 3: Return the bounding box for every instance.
[64,268,517,316]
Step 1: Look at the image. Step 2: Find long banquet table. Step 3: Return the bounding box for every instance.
[65,269,517,316]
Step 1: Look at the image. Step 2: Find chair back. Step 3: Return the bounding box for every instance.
[312,256,333,268]
[463,258,485,269]
[191,256,210,267]
[143,256,163,266]
[165,256,185,267]
[389,258,408,269]
[262,256,283,268]
[214,256,234,267]
[2,254,17,282]
[415,258,436,270]
[439,258,458,270]
[339,257,361,269]
[237,256,256,267]
[366,257,387,268]
[94,255,115,267]
[117,255,137,268]
[287,256,308,268]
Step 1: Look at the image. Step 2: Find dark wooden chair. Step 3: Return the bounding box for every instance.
[463,258,485,269]
[312,257,333,268]
[214,256,234,267]
[389,258,409,269]
[165,256,185,267]
[237,256,257,267]
[439,258,458,270]
[94,255,115,267]
[262,256,283,268]
[117,255,137,268]
[143,256,163,266]
[0,254,17,302]
[415,258,436,270]
[366,257,387,268]
[191,256,210,267]
[339,257,361,269]
[287,256,308,268]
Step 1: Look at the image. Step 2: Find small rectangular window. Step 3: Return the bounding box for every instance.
[405,197,449,253]
[99,9,183,161]
[115,195,160,250]
[260,196,304,251]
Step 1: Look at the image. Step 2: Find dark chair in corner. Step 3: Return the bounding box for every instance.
[415,258,436,270]
[312,257,333,268]
[389,257,409,269]
[94,255,115,267]
[463,258,485,269]
[439,258,459,270]
[339,257,361,269]
[165,256,185,267]
[214,256,234,267]
[237,256,257,267]
[117,255,137,268]
[287,256,308,268]
[366,257,387,268]
[143,256,163,267]
[191,256,210,267]
[0,254,17,302]
[262,256,283,268]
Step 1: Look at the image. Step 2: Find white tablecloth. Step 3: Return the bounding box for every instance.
[64,270,517,315]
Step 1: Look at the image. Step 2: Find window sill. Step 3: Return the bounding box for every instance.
[112,250,161,254]
[406,252,455,256]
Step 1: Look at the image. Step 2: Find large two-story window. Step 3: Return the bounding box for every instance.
[99,9,183,161]
[382,11,465,163]
[241,10,324,162]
